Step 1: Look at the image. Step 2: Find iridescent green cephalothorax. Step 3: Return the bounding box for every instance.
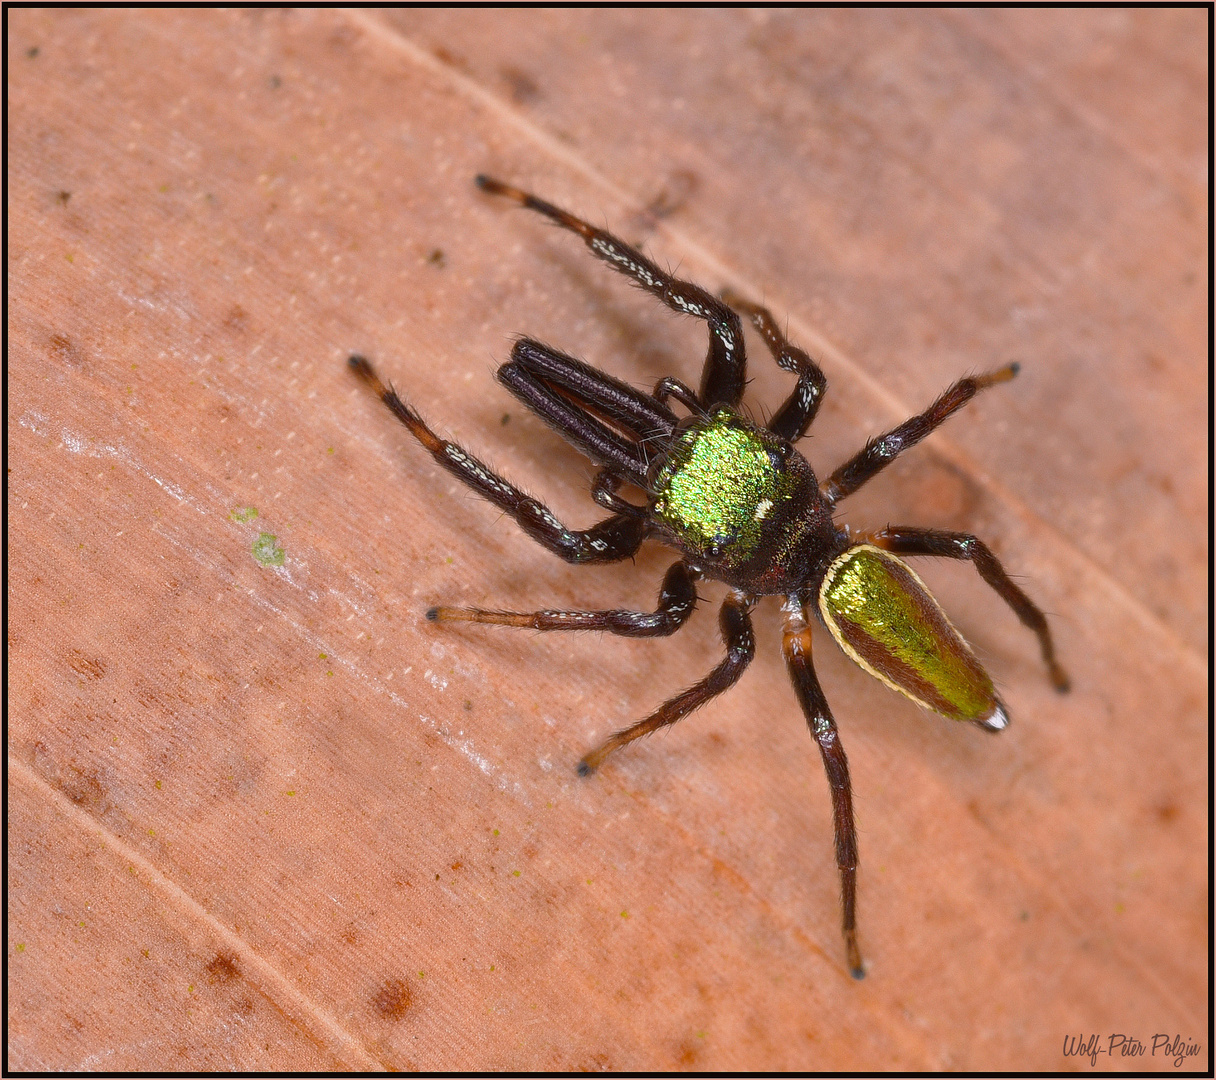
[818,544,1007,729]
[652,409,789,559]
[650,408,834,591]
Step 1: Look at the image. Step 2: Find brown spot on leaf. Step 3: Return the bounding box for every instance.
[431,45,467,70]
[69,651,105,680]
[371,977,412,1020]
[48,333,85,369]
[643,169,698,221]
[500,65,540,104]
[328,24,359,50]
[676,1039,700,1066]
[205,952,240,983]
[62,768,106,810]
[224,304,249,334]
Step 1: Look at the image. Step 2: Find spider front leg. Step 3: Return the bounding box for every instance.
[783,599,864,979]
[578,592,755,776]
[349,355,645,564]
[720,289,828,443]
[428,559,699,636]
[502,338,677,480]
[476,175,747,409]
[823,363,1019,505]
[863,526,1070,692]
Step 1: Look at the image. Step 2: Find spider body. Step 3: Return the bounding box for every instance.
[349,175,1068,979]
[648,406,841,593]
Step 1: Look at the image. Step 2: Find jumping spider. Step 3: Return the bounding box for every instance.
[349,175,1070,978]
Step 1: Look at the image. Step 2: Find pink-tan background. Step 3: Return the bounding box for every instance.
[8,8,1207,1071]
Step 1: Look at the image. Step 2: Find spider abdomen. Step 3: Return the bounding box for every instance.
[818,544,1008,730]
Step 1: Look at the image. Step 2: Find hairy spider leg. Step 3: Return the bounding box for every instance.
[590,470,647,517]
[498,359,653,489]
[822,363,1019,505]
[783,599,864,979]
[429,559,698,636]
[508,338,677,440]
[349,355,644,564]
[862,527,1070,693]
[652,376,706,415]
[720,289,828,443]
[476,174,747,410]
[501,338,678,496]
[578,592,756,776]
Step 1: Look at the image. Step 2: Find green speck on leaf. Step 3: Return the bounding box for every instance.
[492,829,499,837]
[512,870,521,877]
[285,790,295,797]
[154,780,162,790]
[252,532,285,565]
[16,943,25,952]
[230,505,258,523]
[318,653,327,660]
[620,910,629,919]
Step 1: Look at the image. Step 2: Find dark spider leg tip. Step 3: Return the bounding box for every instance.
[576,759,594,778]
[348,354,373,376]
[1051,666,1071,694]
[845,933,864,979]
[974,362,1020,390]
[424,607,440,621]
[475,174,508,195]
